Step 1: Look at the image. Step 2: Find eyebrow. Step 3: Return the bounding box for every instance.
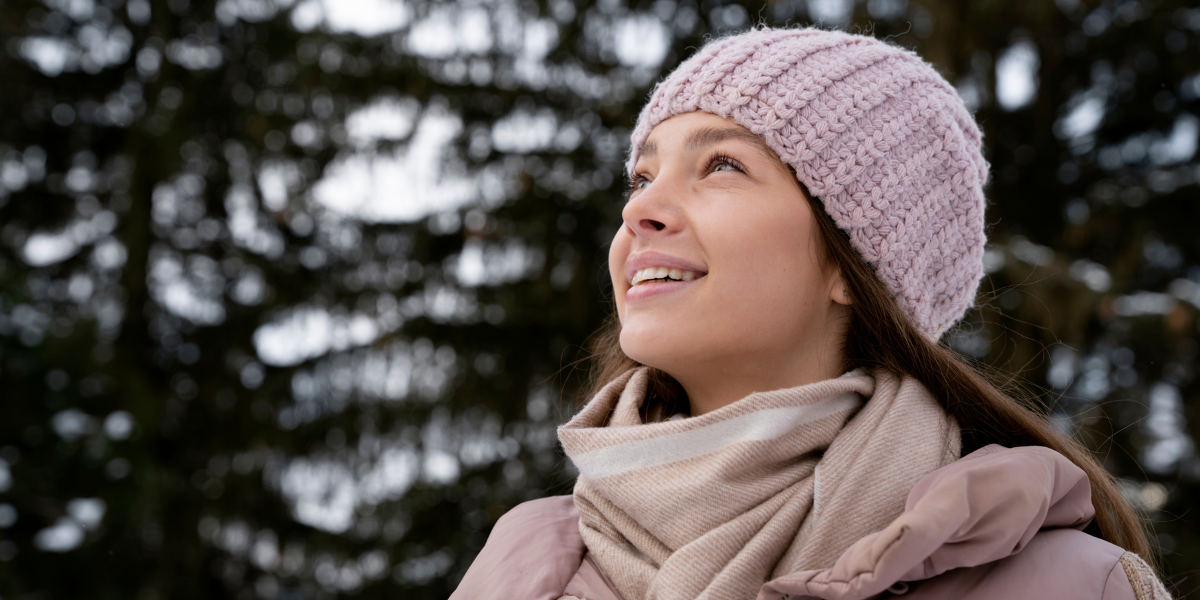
[637,126,780,164]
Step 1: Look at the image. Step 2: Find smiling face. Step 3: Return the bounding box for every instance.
[610,111,852,414]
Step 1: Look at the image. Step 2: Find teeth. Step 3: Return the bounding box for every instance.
[631,267,704,285]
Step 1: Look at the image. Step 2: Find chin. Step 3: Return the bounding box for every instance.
[618,321,697,372]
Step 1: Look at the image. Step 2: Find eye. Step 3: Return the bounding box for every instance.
[630,174,651,191]
[706,153,745,175]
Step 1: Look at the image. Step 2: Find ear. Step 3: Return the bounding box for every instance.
[829,271,852,306]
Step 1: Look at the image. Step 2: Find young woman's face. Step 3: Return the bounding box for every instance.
[610,112,850,404]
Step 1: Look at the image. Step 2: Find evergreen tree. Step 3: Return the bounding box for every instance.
[0,0,1196,597]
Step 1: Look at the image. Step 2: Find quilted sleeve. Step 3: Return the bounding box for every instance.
[450,495,586,600]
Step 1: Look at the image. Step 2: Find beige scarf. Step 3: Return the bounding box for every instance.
[558,367,960,600]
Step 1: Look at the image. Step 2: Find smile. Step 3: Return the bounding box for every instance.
[631,267,702,286]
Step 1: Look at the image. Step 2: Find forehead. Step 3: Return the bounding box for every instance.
[636,112,782,165]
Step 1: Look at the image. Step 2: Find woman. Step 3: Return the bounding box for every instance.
[452,27,1171,600]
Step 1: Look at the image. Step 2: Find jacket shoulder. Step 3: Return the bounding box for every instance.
[494,494,580,530]
[450,495,585,600]
[758,445,1144,600]
[908,529,1165,600]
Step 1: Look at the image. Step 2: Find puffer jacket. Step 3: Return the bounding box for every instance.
[450,446,1171,600]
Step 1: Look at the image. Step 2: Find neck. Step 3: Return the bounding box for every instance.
[674,341,846,416]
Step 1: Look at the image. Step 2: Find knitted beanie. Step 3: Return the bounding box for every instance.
[627,27,989,340]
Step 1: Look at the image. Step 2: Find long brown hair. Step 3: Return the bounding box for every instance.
[582,184,1154,562]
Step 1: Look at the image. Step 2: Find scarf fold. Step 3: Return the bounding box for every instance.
[558,367,960,600]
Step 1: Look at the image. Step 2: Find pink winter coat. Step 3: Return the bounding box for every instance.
[451,446,1169,600]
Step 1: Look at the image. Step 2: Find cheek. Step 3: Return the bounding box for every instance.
[609,228,632,317]
[707,203,826,320]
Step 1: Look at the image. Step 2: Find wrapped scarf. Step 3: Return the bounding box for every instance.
[557,367,960,600]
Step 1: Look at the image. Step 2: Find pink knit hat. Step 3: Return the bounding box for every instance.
[627,27,989,340]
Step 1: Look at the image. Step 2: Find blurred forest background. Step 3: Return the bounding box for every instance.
[1,0,1199,597]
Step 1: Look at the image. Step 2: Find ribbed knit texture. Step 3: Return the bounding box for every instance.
[627,27,990,339]
[1119,553,1173,600]
[558,367,960,600]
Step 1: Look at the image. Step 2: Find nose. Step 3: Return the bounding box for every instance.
[621,180,683,238]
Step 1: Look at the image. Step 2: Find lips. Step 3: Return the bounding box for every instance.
[624,251,708,286]
[623,251,707,302]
